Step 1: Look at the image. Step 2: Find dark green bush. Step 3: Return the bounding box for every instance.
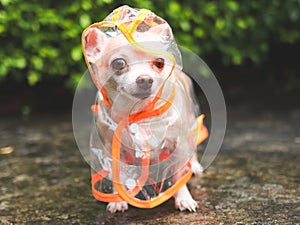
[0,0,299,87]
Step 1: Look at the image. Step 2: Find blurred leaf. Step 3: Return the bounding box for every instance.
[31,56,44,70]
[204,2,217,17]
[179,20,190,31]
[194,28,205,38]
[0,10,8,22]
[226,1,239,11]
[0,64,8,76]
[215,19,225,30]
[103,0,113,4]
[232,52,242,65]
[38,9,60,25]
[71,45,83,62]
[14,56,26,69]
[236,18,247,29]
[0,0,12,6]
[39,47,58,58]
[27,71,40,86]
[0,24,5,33]
[80,14,91,28]
[168,1,180,15]
[81,0,92,11]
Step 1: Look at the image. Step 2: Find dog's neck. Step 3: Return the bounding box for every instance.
[105,88,174,122]
[109,94,150,121]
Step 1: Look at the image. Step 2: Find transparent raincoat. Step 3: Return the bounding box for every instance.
[81,5,208,208]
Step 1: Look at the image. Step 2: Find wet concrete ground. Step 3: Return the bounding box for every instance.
[0,107,299,225]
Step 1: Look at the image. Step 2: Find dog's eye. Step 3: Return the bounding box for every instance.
[111,58,127,70]
[153,58,165,69]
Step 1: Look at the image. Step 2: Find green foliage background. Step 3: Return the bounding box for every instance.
[1,0,300,87]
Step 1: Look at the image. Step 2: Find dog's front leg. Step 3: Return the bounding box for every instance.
[172,163,198,212]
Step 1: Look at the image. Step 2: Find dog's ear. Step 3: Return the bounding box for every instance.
[149,23,174,44]
[83,27,107,63]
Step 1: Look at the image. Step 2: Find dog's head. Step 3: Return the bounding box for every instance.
[83,24,176,104]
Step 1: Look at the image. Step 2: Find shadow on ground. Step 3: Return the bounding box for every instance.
[0,106,299,224]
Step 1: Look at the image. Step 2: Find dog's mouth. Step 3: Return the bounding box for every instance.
[120,87,152,100]
[132,91,151,99]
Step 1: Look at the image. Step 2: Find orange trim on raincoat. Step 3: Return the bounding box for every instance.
[91,114,208,208]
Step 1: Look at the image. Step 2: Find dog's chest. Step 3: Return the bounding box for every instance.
[96,100,180,159]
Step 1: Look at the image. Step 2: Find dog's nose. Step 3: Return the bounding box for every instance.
[136,75,153,90]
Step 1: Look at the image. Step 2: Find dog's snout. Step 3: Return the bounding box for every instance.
[136,75,153,90]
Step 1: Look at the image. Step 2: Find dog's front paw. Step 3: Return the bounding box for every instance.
[175,196,198,212]
[174,185,198,212]
[106,201,128,213]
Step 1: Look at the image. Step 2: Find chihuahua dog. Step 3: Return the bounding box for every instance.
[84,21,204,213]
